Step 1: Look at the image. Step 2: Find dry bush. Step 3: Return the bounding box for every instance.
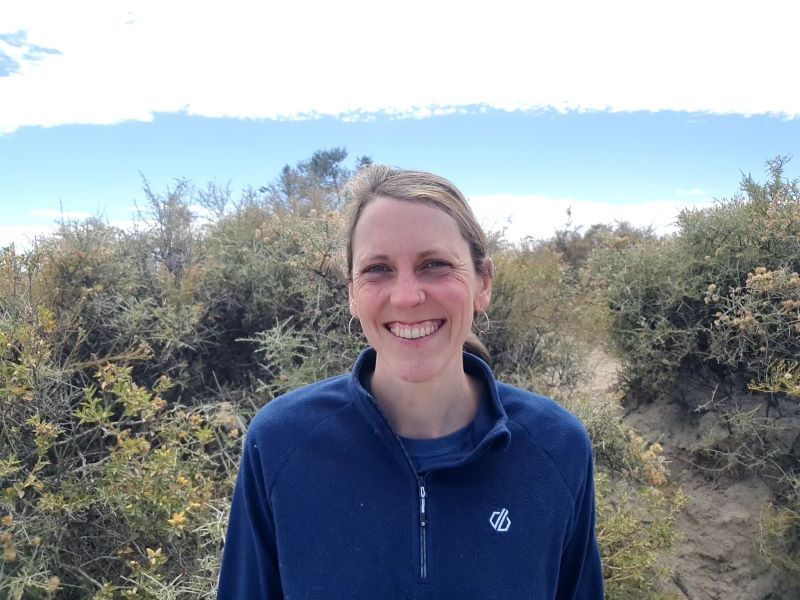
[555,393,686,600]
[486,243,592,395]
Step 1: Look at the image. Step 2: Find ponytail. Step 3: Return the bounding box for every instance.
[463,332,491,367]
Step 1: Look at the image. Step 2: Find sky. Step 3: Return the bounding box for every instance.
[1,0,799,248]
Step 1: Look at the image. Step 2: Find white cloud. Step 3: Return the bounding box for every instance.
[0,223,58,249]
[468,194,715,242]
[1,0,799,133]
[0,219,137,251]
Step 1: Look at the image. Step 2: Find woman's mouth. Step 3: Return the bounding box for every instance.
[386,319,444,340]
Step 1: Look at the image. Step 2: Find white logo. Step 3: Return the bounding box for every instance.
[489,508,511,532]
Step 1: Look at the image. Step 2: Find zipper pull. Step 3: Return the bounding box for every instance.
[419,482,427,527]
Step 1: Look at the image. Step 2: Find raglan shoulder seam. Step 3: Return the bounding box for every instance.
[509,417,586,507]
[248,400,355,500]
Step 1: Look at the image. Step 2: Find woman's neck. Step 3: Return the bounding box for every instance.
[369,357,483,439]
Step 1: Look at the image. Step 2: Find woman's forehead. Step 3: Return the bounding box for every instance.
[352,199,470,262]
[357,196,458,230]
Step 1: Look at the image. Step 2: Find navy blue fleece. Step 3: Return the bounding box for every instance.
[218,348,604,599]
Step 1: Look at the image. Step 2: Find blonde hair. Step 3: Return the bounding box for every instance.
[343,164,492,364]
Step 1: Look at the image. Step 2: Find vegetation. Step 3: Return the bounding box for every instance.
[585,156,800,592]
[1,147,748,598]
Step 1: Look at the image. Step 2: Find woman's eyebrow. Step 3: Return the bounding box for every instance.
[359,253,390,263]
[358,249,453,263]
[417,249,450,259]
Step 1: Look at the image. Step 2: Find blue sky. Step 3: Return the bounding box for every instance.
[2,1,798,247]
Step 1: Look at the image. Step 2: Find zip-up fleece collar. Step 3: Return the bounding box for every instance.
[348,346,512,470]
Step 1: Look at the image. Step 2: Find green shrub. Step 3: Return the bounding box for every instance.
[486,244,590,394]
[0,249,238,598]
[588,157,800,404]
[586,237,699,400]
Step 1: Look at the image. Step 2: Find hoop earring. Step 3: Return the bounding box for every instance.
[474,310,491,335]
[348,316,364,338]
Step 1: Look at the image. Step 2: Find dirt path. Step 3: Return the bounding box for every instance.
[583,349,786,599]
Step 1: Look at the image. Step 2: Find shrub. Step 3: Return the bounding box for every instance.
[586,237,700,401]
[589,157,800,405]
[759,474,800,594]
[558,393,686,599]
[486,244,589,394]
[0,247,239,598]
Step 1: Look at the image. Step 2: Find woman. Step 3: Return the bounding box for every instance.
[217,166,604,599]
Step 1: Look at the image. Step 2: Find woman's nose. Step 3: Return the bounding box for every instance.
[390,273,424,307]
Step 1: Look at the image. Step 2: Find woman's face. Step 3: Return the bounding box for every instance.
[348,196,492,384]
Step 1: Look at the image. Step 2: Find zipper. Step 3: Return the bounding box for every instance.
[361,388,431,581]
[418,478,428,579]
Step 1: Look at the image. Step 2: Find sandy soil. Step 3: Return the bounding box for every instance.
[583,349,789,600]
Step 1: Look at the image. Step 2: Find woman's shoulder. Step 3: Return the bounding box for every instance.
[496,382,594,499]
[246,372,354,444]
[498,382,585,430]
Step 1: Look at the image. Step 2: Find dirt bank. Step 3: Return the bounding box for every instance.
[584,350,788,599]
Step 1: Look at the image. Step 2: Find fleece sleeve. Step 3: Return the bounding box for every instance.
[556,444,604,600]
[217,437,283,600]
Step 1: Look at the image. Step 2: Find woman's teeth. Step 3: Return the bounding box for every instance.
[389,322,440,339]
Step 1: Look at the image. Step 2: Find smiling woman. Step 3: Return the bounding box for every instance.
[217,165,604,599]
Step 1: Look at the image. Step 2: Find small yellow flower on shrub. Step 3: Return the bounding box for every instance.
[176,475,190,486]
[45,576,60,593]
[146,546,166,567]
[3,546,17,562]
[644,464,667,488]
[153,396,166,412]
[1,514,12,526]
[168,511,187,529]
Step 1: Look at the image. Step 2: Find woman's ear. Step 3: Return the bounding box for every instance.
[348,282,358,318]
[474,257,494,312]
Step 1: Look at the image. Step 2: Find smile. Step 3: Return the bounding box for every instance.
[387,320,444,340]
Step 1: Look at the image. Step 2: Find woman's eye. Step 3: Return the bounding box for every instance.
[363,264,389,274]
[423,260,449,269]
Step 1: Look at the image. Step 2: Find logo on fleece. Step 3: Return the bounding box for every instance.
[489,508,511,532]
